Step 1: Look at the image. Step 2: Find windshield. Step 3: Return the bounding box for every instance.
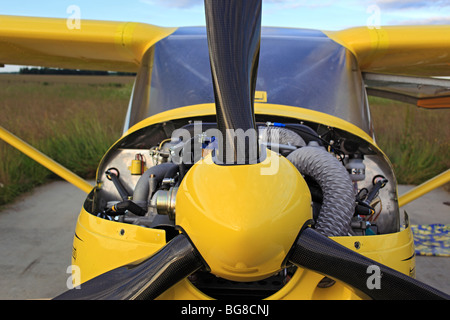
[132,27,372,135]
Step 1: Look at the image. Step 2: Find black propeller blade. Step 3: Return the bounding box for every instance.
[205,0,261,164]
[54,0,263,300]
[54,234,204,300]
[288,228,450,300]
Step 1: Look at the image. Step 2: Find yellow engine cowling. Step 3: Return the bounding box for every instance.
[175,149,313,282]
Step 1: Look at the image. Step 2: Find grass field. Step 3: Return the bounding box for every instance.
[0,74,448,206]
[0,74,134,206]
[369,97,449,185]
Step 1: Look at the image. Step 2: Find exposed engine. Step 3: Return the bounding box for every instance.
[82,119,399,298]
[90,120,398,239]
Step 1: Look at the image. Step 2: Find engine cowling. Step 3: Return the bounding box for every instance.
[175,149,312,282]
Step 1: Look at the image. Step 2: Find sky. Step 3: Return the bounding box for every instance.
[1,0,450,72]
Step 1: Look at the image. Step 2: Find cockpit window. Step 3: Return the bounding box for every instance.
[132,27,372,135]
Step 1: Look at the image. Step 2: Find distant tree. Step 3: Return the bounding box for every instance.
[19,67,111,75]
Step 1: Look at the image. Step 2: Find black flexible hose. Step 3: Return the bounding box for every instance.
[178,122,218,137]
[109,200,146,217]
[163,163,180,180]
[284,123,323,146]
[105,168,130,201]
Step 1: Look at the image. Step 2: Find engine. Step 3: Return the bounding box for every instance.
[90,120,399,239]
[81,118,400,298]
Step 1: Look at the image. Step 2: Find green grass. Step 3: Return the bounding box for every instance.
[0,75,448,207]
[0,74,133,206]
[369,96,450,185]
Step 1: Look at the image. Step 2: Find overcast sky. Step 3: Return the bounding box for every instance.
[2,0,450,72]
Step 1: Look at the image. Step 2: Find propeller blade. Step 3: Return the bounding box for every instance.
[204,0,262,164]
[288,228,449,300]
[54,234,204,300]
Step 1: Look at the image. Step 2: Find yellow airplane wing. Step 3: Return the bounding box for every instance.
[0,15,176,193]
[325,25,450,77]
[0,15,177,72]
[363,72,450,109]
[325,25,450,109]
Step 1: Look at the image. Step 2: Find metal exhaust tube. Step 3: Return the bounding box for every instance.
[132,162,178,211]
[287,145,355,236]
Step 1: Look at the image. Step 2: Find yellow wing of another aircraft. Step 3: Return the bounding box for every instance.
[0,15,177,72]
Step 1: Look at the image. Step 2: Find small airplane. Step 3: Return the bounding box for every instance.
[0,0,449,300]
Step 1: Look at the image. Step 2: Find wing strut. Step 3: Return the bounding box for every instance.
[0,125,93,194]
[398,169,450,207]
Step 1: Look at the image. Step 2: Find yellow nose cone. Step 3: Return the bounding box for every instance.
[176,150,312,281]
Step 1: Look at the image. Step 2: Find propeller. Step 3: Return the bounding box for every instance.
[205,0,261,164]
[54,0,449,300]
[54,234,204,300]
[55,227,449,300]
[287,227,450,300]
[54,0,262,301]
